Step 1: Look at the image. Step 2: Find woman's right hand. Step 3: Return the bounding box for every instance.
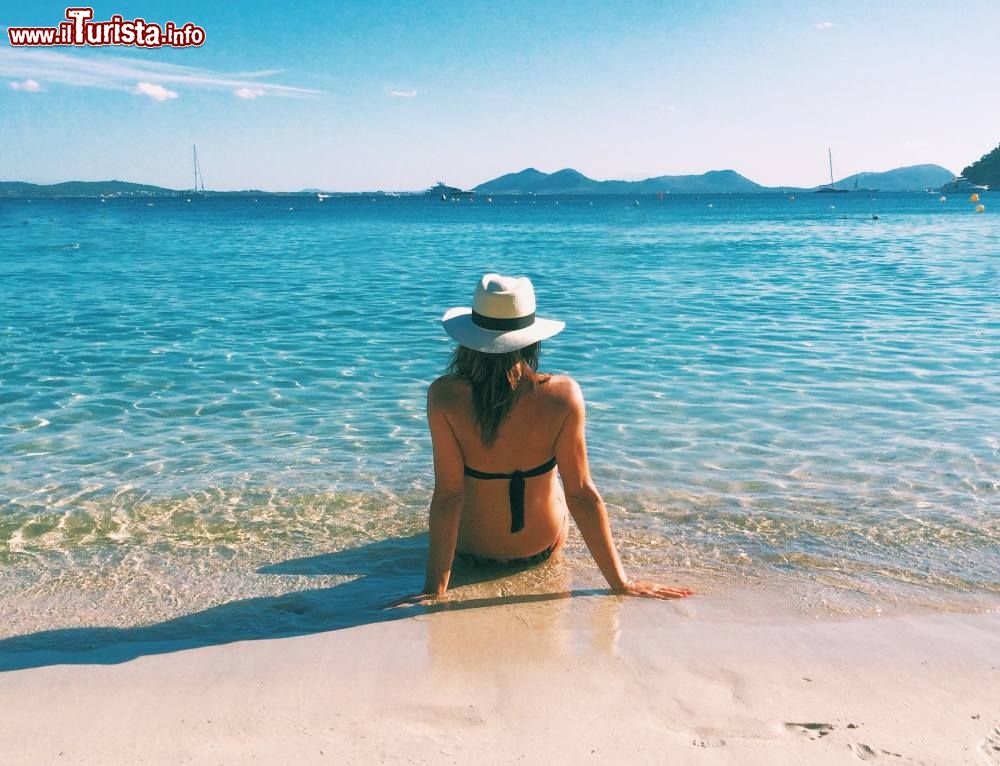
[616,579,694,600]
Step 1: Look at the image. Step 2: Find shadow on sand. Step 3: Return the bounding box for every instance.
[0,534,603,673]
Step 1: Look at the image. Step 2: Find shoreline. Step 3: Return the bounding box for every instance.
[4,522,997,643]
[2,589,998,764]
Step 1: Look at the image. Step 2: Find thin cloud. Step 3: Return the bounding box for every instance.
[135,81,177,101]
[9,78,42,92]
[387,88,417,98]
[814,21,835,29]
[234,87,265,99]
[0,49,323,99]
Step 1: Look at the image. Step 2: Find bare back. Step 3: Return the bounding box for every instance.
[429,373,579,559]
[413,361,691,602]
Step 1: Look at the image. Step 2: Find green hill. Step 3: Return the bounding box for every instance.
[474,167,763,194]
[825,164,953,192]
[0,180,178,198]
[961,142,1000,188]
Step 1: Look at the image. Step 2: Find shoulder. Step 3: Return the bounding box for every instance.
[427,374,470,408]
[538,374,584,410]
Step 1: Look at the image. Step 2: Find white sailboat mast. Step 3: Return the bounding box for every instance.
[192,145,205,192]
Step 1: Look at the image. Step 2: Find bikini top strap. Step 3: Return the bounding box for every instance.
[518,456,558,478]
[462,457,558,534]
[463,456,557,480]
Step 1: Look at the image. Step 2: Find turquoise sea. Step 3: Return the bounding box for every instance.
[1,193,998,647]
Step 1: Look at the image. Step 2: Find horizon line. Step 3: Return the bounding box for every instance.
[0,161,960,196]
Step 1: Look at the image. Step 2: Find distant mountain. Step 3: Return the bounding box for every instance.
[961,142,999,189]
[535,168,598,194]
[473,168,549,193]
[0,180,177,198]
[475,164,957,195]
[637,170,764,194]
[474,167,764,194]
[474,167,599,194]
[821,164,954,192]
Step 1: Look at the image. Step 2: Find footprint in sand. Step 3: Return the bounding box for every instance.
[980,723,1000,765]
[849,742,919,763]
[785,722,834,740]
[851,743,878,760]
[691,737,726,748]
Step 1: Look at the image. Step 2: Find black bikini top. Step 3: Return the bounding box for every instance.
[463,457,557,533]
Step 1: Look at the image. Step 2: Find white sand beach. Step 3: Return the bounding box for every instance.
[2,589,998,765]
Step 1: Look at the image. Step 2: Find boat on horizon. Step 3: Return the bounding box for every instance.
[851,177,878,194]
[939,176,989,193]
[182,145,207,199]
[814,148,849,193]
[426,181,475,200]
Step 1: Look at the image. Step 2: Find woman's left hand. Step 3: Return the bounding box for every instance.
[619,579,694,600]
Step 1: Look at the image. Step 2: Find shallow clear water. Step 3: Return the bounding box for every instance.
[1,192,998,641]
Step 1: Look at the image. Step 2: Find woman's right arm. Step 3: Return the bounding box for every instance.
[554,378,693,600]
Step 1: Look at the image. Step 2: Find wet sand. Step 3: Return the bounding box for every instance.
[2,589,998,765]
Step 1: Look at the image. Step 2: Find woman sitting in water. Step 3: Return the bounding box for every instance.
[395,274,692,605]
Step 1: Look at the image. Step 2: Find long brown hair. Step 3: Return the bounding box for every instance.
[448,342,549,446]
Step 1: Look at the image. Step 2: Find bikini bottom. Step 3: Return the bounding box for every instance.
[454,516,567,568]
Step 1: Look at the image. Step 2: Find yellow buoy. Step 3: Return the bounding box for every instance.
[975,204,985,213]
[970,193,980,202]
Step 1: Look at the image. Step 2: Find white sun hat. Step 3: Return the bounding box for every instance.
[442,274,565,354]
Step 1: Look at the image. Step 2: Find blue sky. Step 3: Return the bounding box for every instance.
[2,0,998,191]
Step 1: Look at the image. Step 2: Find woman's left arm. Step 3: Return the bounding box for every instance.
[389,379,465,607]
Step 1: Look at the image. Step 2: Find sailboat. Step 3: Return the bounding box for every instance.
[814,148,849,193]
[185,145,206,199]
[852,176,879,194]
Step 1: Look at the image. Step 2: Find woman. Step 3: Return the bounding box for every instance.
[395,274,692,606]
